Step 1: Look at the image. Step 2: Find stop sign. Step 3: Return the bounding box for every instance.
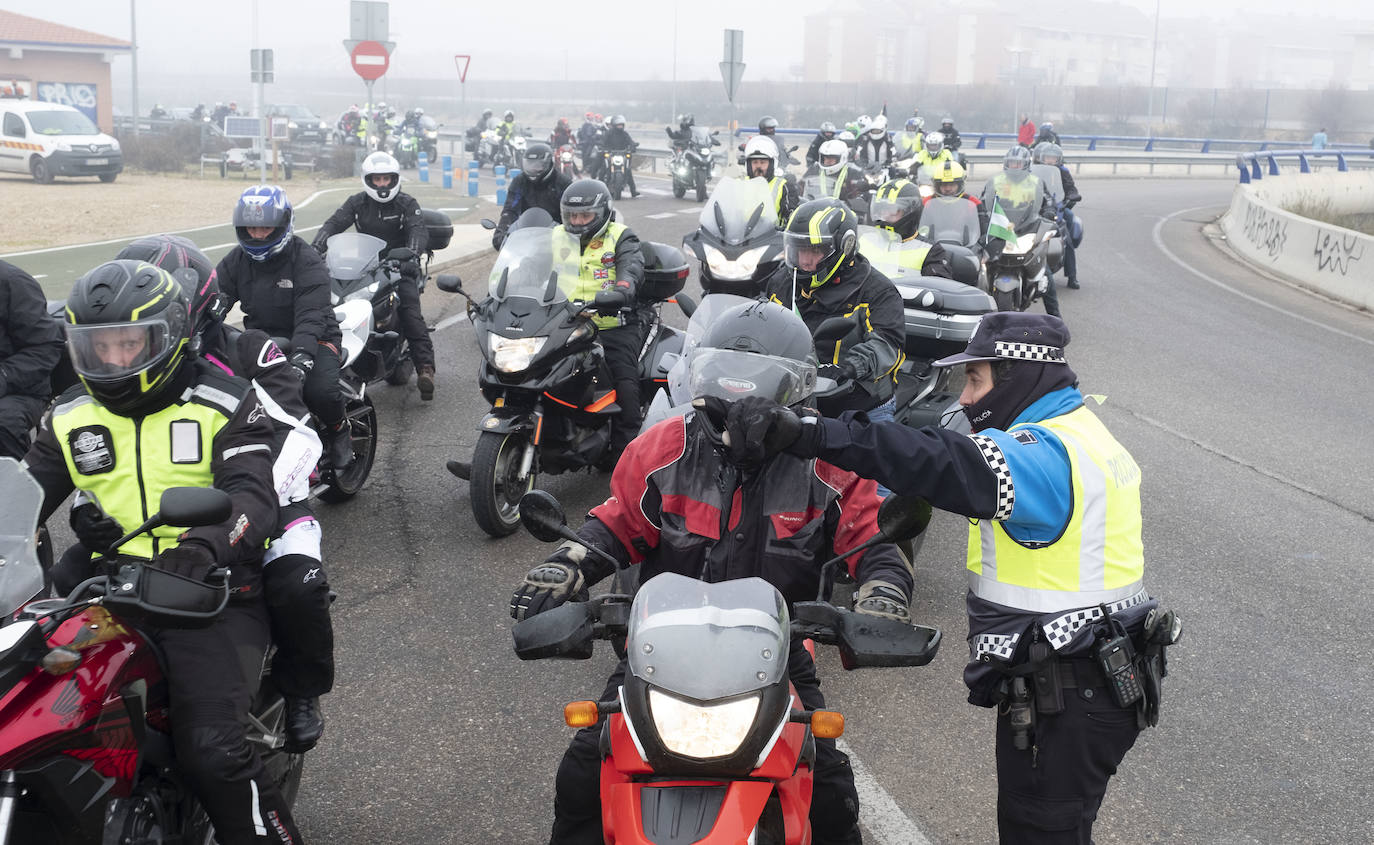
[351,40,390,81]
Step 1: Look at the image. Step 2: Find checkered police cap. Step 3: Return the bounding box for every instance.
[934,312,1070,368]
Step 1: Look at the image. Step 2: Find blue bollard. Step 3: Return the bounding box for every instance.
[495,164,507,205]
[441,155,452,190]
[418,151,429,183]
[468,160,480,197]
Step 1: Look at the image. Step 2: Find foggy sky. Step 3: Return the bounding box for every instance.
[6,0,1374,85]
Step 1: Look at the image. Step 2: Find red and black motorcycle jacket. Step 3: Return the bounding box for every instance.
[548,412,913,605]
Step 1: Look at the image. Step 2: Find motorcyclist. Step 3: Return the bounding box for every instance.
[492,142,573,249]
[895,117,925,159]
[743,135,800,222]
[939,116,962,151]
[812,138,869,205]
[109,235,336,753]
[311,152,436,400]
[511,298,912,845]
[0,260,64,459]
[211,101,230,126]
[339,105,364,144]
[577,111,602,175]
[550,117,575,149]
[1037,121,1061,146]
[149,103,168,119]
[764,199,905,421]
[497,109,517,143]
[1036,143,1082,289]
[23,260,305,844]
[665,112,694,148]
[913,131,954,175]
[552,179,645,461]
[865,179,955,279]
[191,103,206,122]
[856,113,894,170]
[472,108,494,137]
[602,114,640,198]
[926,159,998,258]
[982,146,1059,317]
[806,121,839,168]
[215,185,354,469]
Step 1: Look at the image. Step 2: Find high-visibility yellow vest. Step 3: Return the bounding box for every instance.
[554,222,628,330]
[967,405,1145,613]
[858,229,931,275]
[990,172,1042,209]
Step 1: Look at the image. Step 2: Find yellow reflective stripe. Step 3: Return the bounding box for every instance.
[808,206,837,244]
[128,271,178,321]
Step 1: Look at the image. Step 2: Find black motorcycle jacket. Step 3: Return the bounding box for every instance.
[546,412,912,605]
[312,191,429,257]
[856,134,895,168]
[941,126,963,151]
[497,170,573,235]
[25,358,278,591]
[603,127,636,152]
[0,260,64,400]
[765,255,905,411]
[215,235,341,354]
[1059,166,1082,206]
[806,133,829,166]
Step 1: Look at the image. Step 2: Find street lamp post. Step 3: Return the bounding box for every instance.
[129,0,138,138]
[1146,0,1161,136]
[1008,45,1030,133]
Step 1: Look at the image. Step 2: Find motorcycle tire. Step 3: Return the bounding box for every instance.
[993,289,1019,313]
[610,173,624,201]
[470,429,536,538]
[320,395,379,503]
[695,170,707,202]
[672,181,686,199]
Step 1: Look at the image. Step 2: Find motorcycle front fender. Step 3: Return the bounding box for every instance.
[477,409,534,436]
[602,778,775,845]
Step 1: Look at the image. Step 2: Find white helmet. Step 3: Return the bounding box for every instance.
[924,132,944,155]
[361,151,401,203]
[868,114,888,137]
[818,139,849,175]
[743,135,779,179]
[856,114,872,133]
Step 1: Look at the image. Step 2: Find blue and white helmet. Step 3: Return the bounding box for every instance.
[233,185,294,262]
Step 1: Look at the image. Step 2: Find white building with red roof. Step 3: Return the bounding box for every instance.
[0,10,130,132]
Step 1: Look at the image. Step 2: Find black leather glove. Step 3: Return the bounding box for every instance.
[70,502,124,553]
[510,561,586,621]
[818,362,857,382]
[402,258,422,279]
[491,229,507,251]
[700,395,803,467]
[159,541,216,582]
[312,239,328,257]
[854,580,911,623]
[288,350,315,381]
[593,287,630,314]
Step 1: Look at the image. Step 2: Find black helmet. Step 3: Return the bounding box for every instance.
[65,260,194,416]
[688,300,817,407]
[782,199,859,289]
[871,179,924,240]
[758,116,779,135]
[1003,145,1033,177]
[115,234,224,335]
[232,185,293,262]
[560,179,613,239]
[522,142,555,183]
[677,113,694,129]
[819,121,837,139]
[482,109,493,119]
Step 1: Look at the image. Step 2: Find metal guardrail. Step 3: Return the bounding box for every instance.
[1234,149,1374,183]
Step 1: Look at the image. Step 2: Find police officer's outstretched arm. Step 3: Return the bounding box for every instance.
[311,194,363,254]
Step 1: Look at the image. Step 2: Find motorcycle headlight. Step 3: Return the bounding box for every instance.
[489,335,547,373]
[288,121,299,129]
[612,155,625,166]
[649,689,760,759]
[343,280,380,303]
[425,130,438,139]
[703,244,770,281]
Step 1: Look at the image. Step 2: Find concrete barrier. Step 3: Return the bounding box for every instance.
[1220,172,1374,310]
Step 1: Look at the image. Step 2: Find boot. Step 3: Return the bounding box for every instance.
[446,459,472,480]
[284,696,324,753]
[1065,279,1080,289]
[326,421,353,469]
[416,365,436,401]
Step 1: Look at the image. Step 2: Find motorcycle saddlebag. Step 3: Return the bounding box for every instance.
[638,242,689,302]
[1046,236,1064,274]
[422,209,455,252]
[892,276,995,360]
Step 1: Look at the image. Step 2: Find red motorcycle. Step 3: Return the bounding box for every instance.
[512,490,940,843]
[0,458,302,844]
[555,143,580,178]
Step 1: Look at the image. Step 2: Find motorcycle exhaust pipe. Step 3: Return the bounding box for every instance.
[0,770,21,845]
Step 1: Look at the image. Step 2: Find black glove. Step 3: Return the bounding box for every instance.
[312,239,328,257]
[700,395,803,467]
[818,362,857,382]
[159,541,216,582]
[854,580,911,623]
[288,350,315,381]
[70,502,124,553]
[510,561,586,621]
[491,229,507,251]
[593,287,630,314]
[402,258,422,279]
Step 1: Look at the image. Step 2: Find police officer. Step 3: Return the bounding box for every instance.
[511,300,912,845]
[863,179,954,279]
[24,260,305,844]
[0,260,63,459]
[722,311,1176,845]
[313,152,436,400]
[554,178,645,461]
[217,185,355,468]
[491,142,573,250]
[742,135,800,222]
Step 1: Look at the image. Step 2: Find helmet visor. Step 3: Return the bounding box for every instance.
[365,172,398,190]
[871,193,920,225]
[67,317,175,381]
[524,155,552,177]
[783,230,840,274]
[687,348,816,405]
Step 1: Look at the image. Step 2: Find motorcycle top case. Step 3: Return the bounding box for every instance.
[892,275,996,360]
[421,209,454,252]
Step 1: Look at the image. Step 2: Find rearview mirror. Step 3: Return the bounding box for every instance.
[157,487,232,528]
[435,273,464,293]
[386,247,415,263]
[876,496,932,543]
[813,316,858,344]
[480,218,498,231]
[519,490,570,544]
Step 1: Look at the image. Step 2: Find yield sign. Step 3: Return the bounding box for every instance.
[720,61,745,103]
[351,40,390,81]
[454,54,471,84]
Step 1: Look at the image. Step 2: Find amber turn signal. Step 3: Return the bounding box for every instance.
[40,647,82,676]
[810,710,845,739]
[564,700,601,728]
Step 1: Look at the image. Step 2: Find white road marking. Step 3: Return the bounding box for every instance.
[645,212,678,220]
[437,207,469,212]
[1152,206,1374,347]
[676,208,701,215]
[32,274,46,279]
[838,737,934,845]
[434,311,470,332]
[203,224,322,253]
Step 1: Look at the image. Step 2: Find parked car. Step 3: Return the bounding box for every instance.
[265,103,330,144]
[0,100,122,183]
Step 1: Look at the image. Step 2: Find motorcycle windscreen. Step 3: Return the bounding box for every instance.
[919,196,982,248]
[0,458,45,618]
[665,293,759,406]
[627,573,789,701]
[690,126,714,149]
[1030,163,1064,203]
[325,232,388,281]
[699,179,779,247]
[489,228,581,304]
[981,175,1044,233]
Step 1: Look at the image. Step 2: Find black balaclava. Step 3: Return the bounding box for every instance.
[963,359,1078,432]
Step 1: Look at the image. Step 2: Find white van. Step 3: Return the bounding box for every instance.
[0,100,123,183]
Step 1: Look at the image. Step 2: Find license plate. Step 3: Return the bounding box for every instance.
[86,158,109,165]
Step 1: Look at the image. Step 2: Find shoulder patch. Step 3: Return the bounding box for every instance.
[68,425,115,475]
[1011,429,1039,445]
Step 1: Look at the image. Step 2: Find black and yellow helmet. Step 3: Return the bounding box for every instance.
[782,199,859,289]
[871,179,924,240]
[64,260,194,416]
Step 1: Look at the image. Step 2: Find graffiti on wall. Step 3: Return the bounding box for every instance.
[1313,231,1365,276]
[36,82,98,123]
[1241,203,1288,260]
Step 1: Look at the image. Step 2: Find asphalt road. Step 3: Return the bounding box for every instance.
[31,171,1374,843]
